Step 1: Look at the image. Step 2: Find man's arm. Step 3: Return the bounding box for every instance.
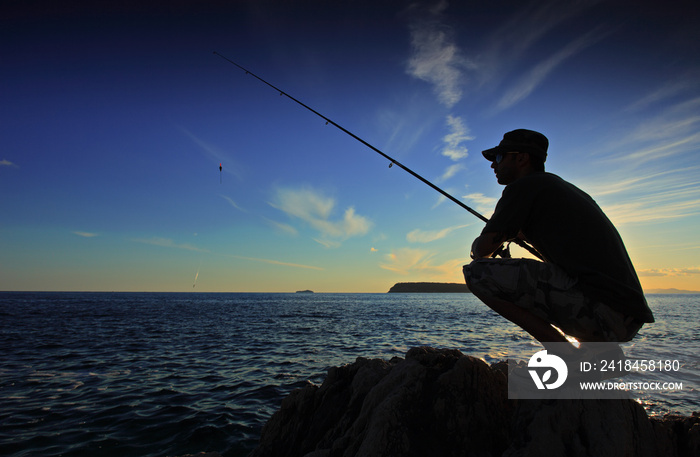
[470,231,507,259]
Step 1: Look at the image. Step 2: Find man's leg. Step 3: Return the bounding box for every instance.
[464,258,574,345]
[469,284,568,343]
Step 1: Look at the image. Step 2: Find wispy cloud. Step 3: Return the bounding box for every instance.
[313,238,342,249]
[588,166,700,226]
[493,27,608,112]
[133,237,209,253]
[380,247,432,274]
[438,163,465,182]
[405,1,472,107]
[434,115,472,183]
[481,1,601,76]
[182,128,243,180]
[587,175,700,226]
[601,195,700,226]
[462,192,497,206]
[270,187,372,246]
[379,247,464,280]
[638,267,700,277]
[431,194,448,209]
[264,217,299,236]
[1,159,17,168]
[376,103,432,154]
[462,192,498,215]
[602,97,700,165]
[406,224,467,243]
[584,169,685,197]
[578,88,700,225]
[404,1,603,112]
[625,72,700,113]
[441,115,472,160]
[73,231,98,238]
[230,255,324,271]
[219,194,245,212]
[414,0,600,112]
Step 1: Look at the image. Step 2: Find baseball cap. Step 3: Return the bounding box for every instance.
[482,129,549,162]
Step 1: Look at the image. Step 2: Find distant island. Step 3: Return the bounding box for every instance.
[295,290,314,294]
[645,288,700,294]
[388,282,471,293]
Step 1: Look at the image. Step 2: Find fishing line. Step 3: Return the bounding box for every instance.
[214,52,542,260]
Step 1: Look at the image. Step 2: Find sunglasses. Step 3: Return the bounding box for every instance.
[494,151,520,164]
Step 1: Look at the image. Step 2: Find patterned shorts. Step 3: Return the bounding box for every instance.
[463,258,642,342]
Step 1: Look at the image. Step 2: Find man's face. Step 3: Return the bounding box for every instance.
[491,151,520,185]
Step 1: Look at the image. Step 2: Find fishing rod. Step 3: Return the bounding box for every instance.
[214,51,542,260]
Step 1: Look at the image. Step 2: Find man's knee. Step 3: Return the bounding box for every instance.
[462,262,474,290]
[463,260,492,298]
[463,258,525,300]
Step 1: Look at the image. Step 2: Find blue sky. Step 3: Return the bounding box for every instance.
[2,0,699,292]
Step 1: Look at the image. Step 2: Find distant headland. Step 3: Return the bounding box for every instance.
[645,288,700,294]
[387,284,699,294]
[388,282,471,293]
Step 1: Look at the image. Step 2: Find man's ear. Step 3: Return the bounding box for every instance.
[516,151,530,165]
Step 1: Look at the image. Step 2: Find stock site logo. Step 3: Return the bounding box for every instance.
[528,350,568,389]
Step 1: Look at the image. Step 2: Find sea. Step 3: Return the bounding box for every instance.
[1,292,698,457]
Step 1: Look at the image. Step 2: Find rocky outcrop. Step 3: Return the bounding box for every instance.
[249,347,699,457]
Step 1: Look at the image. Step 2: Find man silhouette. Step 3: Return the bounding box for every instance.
[464,129,654,344]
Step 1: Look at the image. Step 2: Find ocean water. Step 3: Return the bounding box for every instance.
[1,292,697,457]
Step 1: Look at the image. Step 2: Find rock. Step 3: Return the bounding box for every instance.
[648,414,700,457]
[248,347,699,457]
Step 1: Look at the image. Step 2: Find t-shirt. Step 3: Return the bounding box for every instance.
[483,172,654,322]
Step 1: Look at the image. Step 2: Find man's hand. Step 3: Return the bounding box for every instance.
[470,231,508,259]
